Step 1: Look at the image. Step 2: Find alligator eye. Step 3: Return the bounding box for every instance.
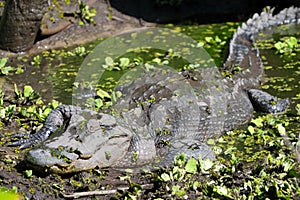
[108,133,128,139]
[188,143,199,150]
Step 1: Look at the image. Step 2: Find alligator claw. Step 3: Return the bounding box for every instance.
[9,133,37,149]
[8,105,77,149]
[9,125,57,149]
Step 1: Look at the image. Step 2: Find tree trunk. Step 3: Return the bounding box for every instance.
[0,0,47,52]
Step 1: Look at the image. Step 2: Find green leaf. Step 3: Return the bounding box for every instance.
[51,100,59,108]
[251,118,263,127]
[247,125,255,135]
[33,55,40,65]
[197,42,204,47]
[105,57,114,66]
[215,36,222,43]
[24,169,33,178]
[95,98,103,108]
[42,108,53,118]
[14,84,20,97]
[0,186,20,200]
[111,91,122,103]
[24,85,33,98]
[185,157,197,174]
[0,108,5,118]
[205,36,213,43]
[207,138,215,145]
[274,42,285,51]
[214,185,232,198]
[200,158,214,172]
[119,57,130,68]
[1,66,12,75]
[107,12,113,20]
[296,104,300,115]
[0,58,7,68]
[172,185,185,197]
[78,20,84,26]
[152,58,161,64]
[174,153,186,167]
[96,89,111,99]
[276,124,286,135]
[160,173,171,182]
[286,36,297,48]
[191,181,199,190]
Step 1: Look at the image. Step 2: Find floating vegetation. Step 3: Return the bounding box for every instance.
[255,36,299,56]
[274,36,299,55]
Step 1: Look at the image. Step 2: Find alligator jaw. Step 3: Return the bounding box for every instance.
[25,133,132,174]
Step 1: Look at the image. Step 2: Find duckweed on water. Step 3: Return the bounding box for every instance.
[256,36,299,56]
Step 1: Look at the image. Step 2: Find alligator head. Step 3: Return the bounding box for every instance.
[25,110,133,174]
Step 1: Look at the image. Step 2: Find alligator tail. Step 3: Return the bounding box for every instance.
[10,105,82,148]
[224,6,300,89]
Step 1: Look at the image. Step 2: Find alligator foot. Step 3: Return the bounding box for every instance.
[247,89,290,114]
[9,133,32,149]
[9,105,82,149]
[9,124,57,149]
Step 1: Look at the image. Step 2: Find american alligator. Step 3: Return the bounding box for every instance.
[10,7,298,173]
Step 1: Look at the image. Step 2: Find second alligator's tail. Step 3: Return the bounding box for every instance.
[224,7,300,89]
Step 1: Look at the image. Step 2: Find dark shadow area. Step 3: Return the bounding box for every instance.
[110,0,300,23]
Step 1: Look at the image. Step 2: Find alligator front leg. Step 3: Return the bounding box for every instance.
[247,89,290,114]
[9,105,82,149]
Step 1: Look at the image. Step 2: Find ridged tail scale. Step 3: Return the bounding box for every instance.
[224,7,300,90]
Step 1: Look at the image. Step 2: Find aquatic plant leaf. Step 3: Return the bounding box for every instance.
[286,36,297,48]
[96,89,111,99]
[0,58,7,68]
[251,117,264,127]
[95,98,103,108]
[24,85,34,98]
[105,57,114,66]
[276,124,286,135]
[1,66,12,75]
[248,125,255,134]
[119,57,130,68]
[199,158,214,172]
[160,173,171,182]
[185,157,197,174]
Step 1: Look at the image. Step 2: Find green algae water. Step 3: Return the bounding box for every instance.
[8,23,240,104]
[9,22,299,105]
[7,22,300,120]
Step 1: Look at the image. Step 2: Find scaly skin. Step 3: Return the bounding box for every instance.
[10,7,298,173]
